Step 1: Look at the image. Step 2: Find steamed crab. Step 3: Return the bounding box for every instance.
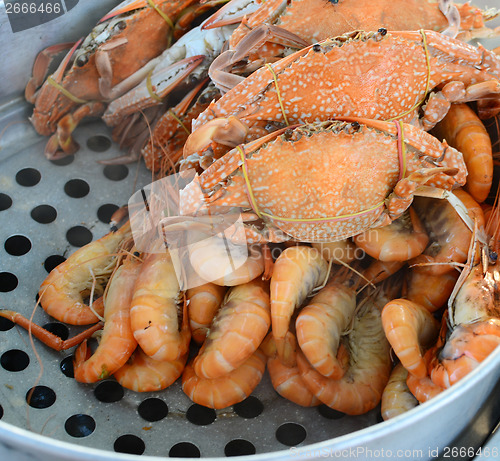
[180,118,467,243]
[183,29,500,170]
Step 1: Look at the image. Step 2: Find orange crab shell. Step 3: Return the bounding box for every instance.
[187,29,500,162]
[225,0,494,48]
[30,0,200,136]
[183,119,467,243]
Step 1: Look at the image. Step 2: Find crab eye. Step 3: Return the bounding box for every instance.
[489,250,498,262]
[75,55,88,67]
[114,21,126,32]
[378,28,388,36]
[312,44,321,52]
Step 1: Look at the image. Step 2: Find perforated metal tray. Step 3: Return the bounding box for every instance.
[0,1,499,460]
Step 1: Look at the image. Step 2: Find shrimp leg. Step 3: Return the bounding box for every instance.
[0,309,102,350]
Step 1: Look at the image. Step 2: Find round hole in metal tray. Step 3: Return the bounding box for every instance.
[44,255,66,273]
[42,322,69,341]
[318,405,346,420]
[114,434,146,455]
[64,414,96,438]
[87,135,112,152]
[0,405,3,419]
[16,168,41,187]
[0,193,13,211]
[26,385,56,409]
[169,442,201,458]
[275,422,307,446]
[103,164,128,181]
[0,272,18,292]
[66,226,93,247]
[97,203,119,224]
[233,396,264,418]
[225,439,256,457]
[138,398,168,422]
[1,349,30,372]
[64,179,90,198]
[4,235,32,256]
[94,380,124,403]
[50,155,75,166]
[186,404,216,426]
[31,205,57,224]
[60,356,74,378]
[0,317,15,331]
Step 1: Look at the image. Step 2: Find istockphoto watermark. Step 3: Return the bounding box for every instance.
[128,170,250,291]
[290,446,499,459]
[4,0,79,33]
[128,171,372,290]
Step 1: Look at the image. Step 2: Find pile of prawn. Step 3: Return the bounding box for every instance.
[3,0,500,419]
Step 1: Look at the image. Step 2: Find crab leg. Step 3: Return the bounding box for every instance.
[25,42,77,103]
[209,24,309,93]
[45,102,106,159]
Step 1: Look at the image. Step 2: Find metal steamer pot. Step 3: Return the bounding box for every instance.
[0,1,499,460]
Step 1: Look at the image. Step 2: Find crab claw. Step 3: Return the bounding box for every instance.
[201,0,260,29]
[183,116,249,158]
[103,54,206,127]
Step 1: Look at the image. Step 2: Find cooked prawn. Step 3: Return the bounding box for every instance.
[186,283,227,344]
[271,246,328,365]
[39,222,132,325]
[432,103,493,203]
[381,299,440,378]
[406,348,445,403]
[381,364,418,421]
[261,332,320,407]
[406,268,459,313]
[192,278,270,379]
[311,239,356,264]
[295,281,355,379]
[297,288,393,415]
[130,251,190,361]
[428,191,500,388]
[363,260,405,285]
[182,349,266,409]
[353,208,429,262]
[381,298,440,375]
[73,256,141,383]
[429,319,500,388]
[113,347,187,392]
[411,189,484,276]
